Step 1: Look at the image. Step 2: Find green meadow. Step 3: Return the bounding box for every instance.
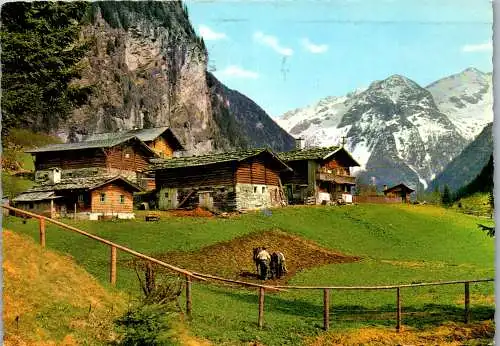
[4,204,495,345]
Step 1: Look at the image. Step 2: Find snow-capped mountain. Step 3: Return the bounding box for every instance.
[426,68,492,141]
[277,69,492,190]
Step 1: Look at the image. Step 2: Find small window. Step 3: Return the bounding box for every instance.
[28,202,34,209]
[78,194,84,202]
[164,192,169,198]
[100,193,106,203]
[125,153,130,158]
[253,186,257,193]
[262,187,266,193]
[120,195,125,204]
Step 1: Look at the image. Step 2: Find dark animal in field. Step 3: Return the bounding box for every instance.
[270,252,287,279]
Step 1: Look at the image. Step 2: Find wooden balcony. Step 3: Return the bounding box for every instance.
[316,172,356,184]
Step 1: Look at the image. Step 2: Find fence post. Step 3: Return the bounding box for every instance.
[258,287,265,328]
[464,282,470,323]
[110,246,117,286]
[323,288,330,331]
[396,287,401,332]
[39,217,46,248]
[186,275,192,318]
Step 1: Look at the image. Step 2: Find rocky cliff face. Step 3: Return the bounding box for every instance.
[64,2,294,153]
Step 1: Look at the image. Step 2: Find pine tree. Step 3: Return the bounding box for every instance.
[1,2,92,135]
[441,185,452,206]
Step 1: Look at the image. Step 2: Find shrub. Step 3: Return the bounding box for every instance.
[115,303,179,345]
[114,263,184,345]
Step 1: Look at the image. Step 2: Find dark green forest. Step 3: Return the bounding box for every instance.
[1,1,92,135]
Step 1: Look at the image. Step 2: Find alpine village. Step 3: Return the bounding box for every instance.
[1,2,495,346]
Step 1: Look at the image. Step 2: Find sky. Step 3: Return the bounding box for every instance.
[186,0,493,118]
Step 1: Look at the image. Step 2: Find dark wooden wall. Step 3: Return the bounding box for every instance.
[235,157,281,186]
[35,149,106,170]
[104,144,151,172]
[280,160,309,185]
[155,162,236,188]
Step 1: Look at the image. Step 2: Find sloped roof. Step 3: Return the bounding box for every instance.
[148,148,291,171]
[23,175,143,193]
[278,146,360,166]
[13,191,62,202]
[25,136,157,156]
[384,183,415,193]
[83,127,184,150]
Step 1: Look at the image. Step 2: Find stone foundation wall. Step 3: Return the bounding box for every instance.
[235,183,281,210]
[158,185,236,211]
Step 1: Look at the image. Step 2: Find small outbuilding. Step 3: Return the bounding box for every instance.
[383,183,415,203]
[148,148,292,212]
[13,175,142,220]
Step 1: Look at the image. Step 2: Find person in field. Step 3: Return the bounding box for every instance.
[255,247,271,280]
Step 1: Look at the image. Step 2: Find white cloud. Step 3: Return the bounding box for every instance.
[253,31,293,56]
[218,65,259,79]
[199,25,227,41]
[301,38,328,54]
[462,42,492,53]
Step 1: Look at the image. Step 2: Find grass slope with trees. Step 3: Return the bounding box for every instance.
[4,204,495,345]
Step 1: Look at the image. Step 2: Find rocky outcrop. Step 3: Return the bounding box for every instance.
[64,1,294,154]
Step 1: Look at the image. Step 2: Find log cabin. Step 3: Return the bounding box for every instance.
[83,126,184,158]
[147,148,292,212]
[26,135,161,190]
[81,127,184,190]
[12,174,142,220]
[383,183,415,203]
[278,145,360,205]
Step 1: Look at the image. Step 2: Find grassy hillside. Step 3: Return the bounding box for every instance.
[4,205,495,345]
[1,128,62,199]
[3,229,126,345]
[451,193,493,217]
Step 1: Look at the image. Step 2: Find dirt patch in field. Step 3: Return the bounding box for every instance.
[170,207,214,218]
[147,229,360,285]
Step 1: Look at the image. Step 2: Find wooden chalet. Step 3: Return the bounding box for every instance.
[83,126,184,158]
[278,146,360,204]
[13,175,142,220]
[147,148,292,212]
[383,183,415,203]
[26,134,163,190]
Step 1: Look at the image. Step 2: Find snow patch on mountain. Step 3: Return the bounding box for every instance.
[276,71,488,189]
[426,68,493,140]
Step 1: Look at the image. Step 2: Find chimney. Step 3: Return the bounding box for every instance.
[48,168,61,184]
[383,185,388,191]
[295,137,305,150]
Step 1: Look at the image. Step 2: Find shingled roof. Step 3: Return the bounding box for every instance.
[21,175,142,193]
[13,191,61,202]
[83,127,184,150]
[148,148,291,171]
[25,136,158,156]
[278,146,360,166]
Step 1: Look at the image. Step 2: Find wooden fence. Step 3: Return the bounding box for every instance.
[2,204,494,332]
[352,195,404,204]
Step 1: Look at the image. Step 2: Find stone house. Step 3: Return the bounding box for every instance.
[148,148,292,211]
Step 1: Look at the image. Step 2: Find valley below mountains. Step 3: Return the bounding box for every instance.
[277,68,493,192]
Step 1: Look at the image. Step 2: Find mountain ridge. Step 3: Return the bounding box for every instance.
[277,68,492,190]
